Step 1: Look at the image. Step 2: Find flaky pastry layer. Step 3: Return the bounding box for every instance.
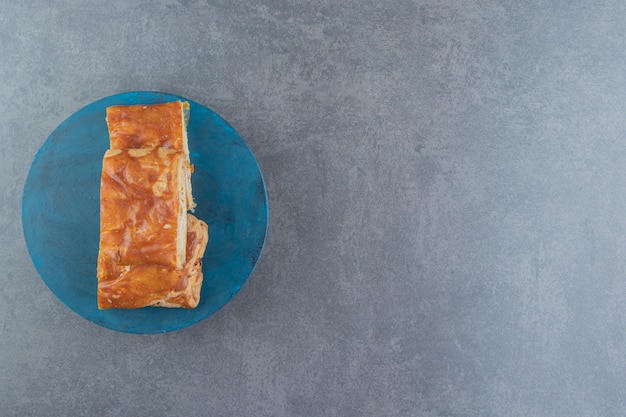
[98,214,208,309]
[98,147,187,270]
[106,100,195,210]
[106,101,189,154]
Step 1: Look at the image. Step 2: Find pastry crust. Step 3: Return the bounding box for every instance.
[97,214,208,309]
[106,101,189,154]
[96,100,208,310]
[98,148,187,270]
[106,101,195,210]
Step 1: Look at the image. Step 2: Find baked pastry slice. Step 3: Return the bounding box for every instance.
[98,147,188,270]
[97,213,208,309]
[106,101,195,210]
[106,101,190,154]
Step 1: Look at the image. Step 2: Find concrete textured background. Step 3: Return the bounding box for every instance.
[2,1,626,416]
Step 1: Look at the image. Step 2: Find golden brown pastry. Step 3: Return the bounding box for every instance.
[98,147,187,269]
[106,101,189,153]
[97,100,208,310]
[106,101,195,210]
[97,213,208,309]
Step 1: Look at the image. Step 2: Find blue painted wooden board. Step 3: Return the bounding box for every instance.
[22,91,268,333]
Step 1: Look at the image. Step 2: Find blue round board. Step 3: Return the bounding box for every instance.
[22,91,268,333]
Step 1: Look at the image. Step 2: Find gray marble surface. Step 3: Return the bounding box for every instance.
[2,1,626,416]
